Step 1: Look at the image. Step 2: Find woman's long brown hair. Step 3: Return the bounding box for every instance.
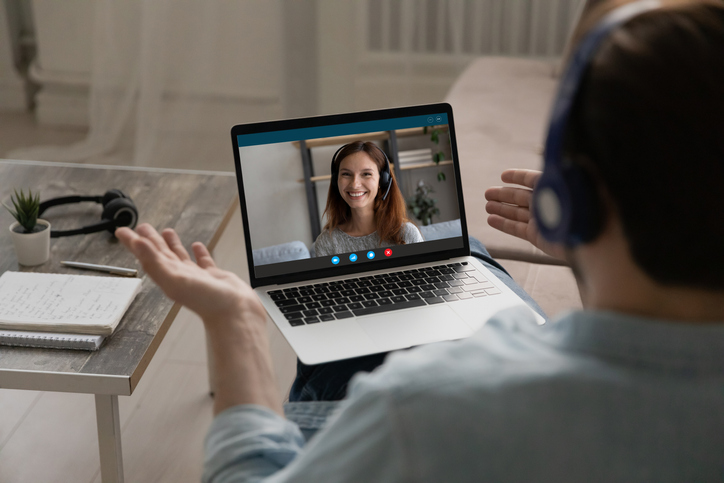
[323,141,411,245]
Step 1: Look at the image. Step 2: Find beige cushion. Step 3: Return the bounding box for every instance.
[446,57,558,258]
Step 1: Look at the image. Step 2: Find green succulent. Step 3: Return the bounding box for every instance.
[3,189,41,233]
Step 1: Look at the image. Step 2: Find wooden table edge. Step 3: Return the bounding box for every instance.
[127,195,239,393]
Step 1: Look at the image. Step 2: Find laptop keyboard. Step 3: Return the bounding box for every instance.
[267,262,502,327]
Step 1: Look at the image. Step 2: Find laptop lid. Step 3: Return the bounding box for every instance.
[231,103,471,289]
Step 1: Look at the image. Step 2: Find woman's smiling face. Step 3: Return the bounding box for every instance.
[337,151,380,211]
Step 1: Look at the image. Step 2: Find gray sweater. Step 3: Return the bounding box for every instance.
[313,222,424,257]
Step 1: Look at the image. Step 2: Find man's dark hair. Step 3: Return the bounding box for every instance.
[568,0,724,288]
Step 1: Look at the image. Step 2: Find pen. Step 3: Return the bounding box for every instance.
[60,261,138,277]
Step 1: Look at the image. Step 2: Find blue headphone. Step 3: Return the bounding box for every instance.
[331,142,393,201]
[533,0,660,245]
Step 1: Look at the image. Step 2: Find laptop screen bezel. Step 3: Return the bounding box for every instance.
[230,103,471,289]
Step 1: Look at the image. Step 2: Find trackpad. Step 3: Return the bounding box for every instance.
[357,305,473,352]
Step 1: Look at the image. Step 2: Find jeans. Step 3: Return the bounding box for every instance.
[289,237,546,402]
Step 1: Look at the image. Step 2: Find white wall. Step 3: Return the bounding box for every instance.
[239,142,313,250]
[316,0,585,115]
[17,0,584,124]
[27,0,283,126]
[0,2,26,110]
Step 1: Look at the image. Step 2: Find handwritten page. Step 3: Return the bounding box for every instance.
[0,272,142,335]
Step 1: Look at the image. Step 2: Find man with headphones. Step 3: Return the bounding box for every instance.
[116,1,724,480]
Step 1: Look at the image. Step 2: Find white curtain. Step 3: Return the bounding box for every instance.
[10,0,283,171]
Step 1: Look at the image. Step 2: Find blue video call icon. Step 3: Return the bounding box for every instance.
[349,253,358,262]
[331,256,340,265]
[367,251,375,259]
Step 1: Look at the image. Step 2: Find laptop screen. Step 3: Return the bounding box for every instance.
[231,103,470,287]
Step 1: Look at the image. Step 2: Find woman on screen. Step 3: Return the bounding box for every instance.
[314,141,423,257]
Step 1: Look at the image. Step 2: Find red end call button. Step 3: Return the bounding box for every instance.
[384,248,392,257]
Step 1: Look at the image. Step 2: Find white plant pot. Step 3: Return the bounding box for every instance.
[9,219,51,266]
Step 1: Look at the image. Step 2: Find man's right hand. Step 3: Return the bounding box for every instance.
[115,223,266,332]
[484,169,566,261]
[116,223,283,416]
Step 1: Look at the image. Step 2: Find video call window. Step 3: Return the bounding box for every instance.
[236,112,464,279]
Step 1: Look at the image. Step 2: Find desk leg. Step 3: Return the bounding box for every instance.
[95,394,124,483]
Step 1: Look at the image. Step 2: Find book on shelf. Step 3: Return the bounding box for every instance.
[0,271,142,341]
[396,148,433,165]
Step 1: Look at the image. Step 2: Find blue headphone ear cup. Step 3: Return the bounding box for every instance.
[533,162,602,245]
[102,198,138,233]
[533,170,569,243]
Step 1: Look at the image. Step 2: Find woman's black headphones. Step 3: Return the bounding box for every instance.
[330,142,393,200]
[38,189,139,238]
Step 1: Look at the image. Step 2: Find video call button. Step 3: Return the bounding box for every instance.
[385,248,393,257]
[349,253,358,262]
[331,256,340,265]
[367,251,375,259]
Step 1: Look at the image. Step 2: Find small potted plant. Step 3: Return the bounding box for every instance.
[407,180,440,226]
[3,189,51,266]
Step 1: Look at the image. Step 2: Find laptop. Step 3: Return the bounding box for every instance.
[231,103,544,364]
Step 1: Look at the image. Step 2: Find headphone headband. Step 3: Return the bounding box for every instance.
[534,0,661,245]
[544,0,661,170]
[38,195,103,216]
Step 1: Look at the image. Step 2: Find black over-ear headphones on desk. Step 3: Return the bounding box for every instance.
[38,189,139,238]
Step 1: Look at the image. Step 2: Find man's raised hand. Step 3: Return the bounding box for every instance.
[115,224,266,331]
[484,169,566,261]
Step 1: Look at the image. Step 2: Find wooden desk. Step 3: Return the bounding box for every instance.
[0,160,238,483]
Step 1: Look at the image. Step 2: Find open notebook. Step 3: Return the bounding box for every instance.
[0,271,142,336]
[0,329,104,351]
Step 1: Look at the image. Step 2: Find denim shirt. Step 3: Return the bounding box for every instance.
[202,306,724,482]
